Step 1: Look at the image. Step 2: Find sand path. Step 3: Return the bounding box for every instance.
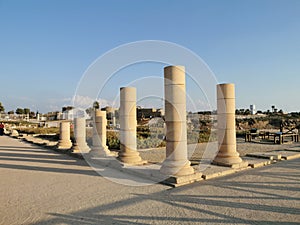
[0,136,299,224]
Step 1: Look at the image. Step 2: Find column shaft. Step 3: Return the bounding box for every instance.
[91,110,113,156]
[71,117,90,153]
[118,87,143,164]
[213,83,243,166]
[160,65,194,176]
[57,121,72,149]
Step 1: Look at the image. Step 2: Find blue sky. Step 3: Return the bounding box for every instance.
[0,0,299,113]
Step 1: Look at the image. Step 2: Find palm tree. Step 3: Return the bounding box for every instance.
[271,105,275,113]
[93,101,100,109]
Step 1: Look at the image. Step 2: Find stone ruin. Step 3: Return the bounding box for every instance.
[56,65,246,186]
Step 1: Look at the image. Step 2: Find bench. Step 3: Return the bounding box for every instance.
[245,128,259,142]
[274,133,299,144]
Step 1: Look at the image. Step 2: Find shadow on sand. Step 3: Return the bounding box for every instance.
[29,160,300,225]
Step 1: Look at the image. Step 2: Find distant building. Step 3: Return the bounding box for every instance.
[137,107,162,119]
[62,106,74,120]
[250,105,256,115]
[45,111,60,120]
[62,109,74,120]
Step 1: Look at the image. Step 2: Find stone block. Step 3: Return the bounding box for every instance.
[120,87,136,102]
[165,141,188,159]
[246,152,281,160]
[218,128,236,145]
[201,165,236,179]
[120,131,137,146]
[242,157,272,168]
[217,113,236,129]
[119,101,136,116]
[273,150,300,160]
[164,65,185,85]
[217,98,236,114]
[119,116,137,130]
[217,83,235,99]
[164,84,186,104]
[95,110,106,117]
[218,143,237,153]
[165,121,187,142]
[165,102,186,122]
[95,117,106,123]
[160,158,194,176]
[162,172,202,187]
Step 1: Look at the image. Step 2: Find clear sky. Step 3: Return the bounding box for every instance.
[0,0,299,113]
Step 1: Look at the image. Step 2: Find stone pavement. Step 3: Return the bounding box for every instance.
[0,135,299,224]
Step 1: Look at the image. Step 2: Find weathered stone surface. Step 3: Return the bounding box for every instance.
[242,157,272,168]
[213,83,245,167]
[246,152,281,160]
[57,121,72,149]
[160,66,194,177]
[91,110,116,157]
[273,150,300,160]
[118,87,143,164]
[71,117,90,154]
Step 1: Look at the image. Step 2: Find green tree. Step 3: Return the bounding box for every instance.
[8,110,14,114]
[24,108,30,114]
[62,106,74,112]
[16,108,24,114]
[0,102,4,112]
[30,111,35,118]
[93,101,100,109]
[86,107,93,115]
[271,105,275,112]
[244,109,251,115]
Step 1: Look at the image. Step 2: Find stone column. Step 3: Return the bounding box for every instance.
[213,83,243,166]
[71,117,91,153]
[112,116,116,128]
[91,109,114,156]
[118,87,143,164]
[57,121,72,149]
[160,65,194,176]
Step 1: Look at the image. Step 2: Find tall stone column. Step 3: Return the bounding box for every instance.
[213,83,244,166]
[57,121,72,149]
[160,65,194,176]
[91,109,114,156]
[71,117,91,153]
[118,87,143,164]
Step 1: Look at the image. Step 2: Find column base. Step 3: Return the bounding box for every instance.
[160,159,194,176]
[71,142,91,154]
[57,141,72,150]
[213,149,245,167]
[117,150,144,165]
[212,158,248,169]
[161,172,202,187]
[90,146,118,157]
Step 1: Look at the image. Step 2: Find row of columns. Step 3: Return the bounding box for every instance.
[57,110,113,156]
[57,65,244,176]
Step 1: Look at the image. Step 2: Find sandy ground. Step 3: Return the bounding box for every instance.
[0,135,299,225]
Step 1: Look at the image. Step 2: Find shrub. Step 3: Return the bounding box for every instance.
[16,127,59,135]
[107,131,120,149]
